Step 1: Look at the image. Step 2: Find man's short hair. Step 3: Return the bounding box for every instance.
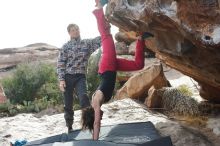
[67,24,79,32]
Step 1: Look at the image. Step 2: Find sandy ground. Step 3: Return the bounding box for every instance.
[0,99,168,145]
[0,69,219,146]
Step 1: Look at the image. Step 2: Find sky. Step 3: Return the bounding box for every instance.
[0,0,118,49]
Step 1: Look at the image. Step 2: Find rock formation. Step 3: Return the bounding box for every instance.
[115,63,170,99]
[106,0,220,102]
[0,43,59,79]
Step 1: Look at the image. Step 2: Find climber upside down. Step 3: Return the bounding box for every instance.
[81,0,154,140]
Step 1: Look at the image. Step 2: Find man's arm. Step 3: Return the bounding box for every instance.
[85,36,101,54]
[57,45,68,81]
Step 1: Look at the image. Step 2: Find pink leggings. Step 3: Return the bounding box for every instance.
[93,8,145,74]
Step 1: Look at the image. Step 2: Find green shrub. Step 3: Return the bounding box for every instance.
[37,83,63,105]
[1,62,61,105]
[177,84,193,97]
[87,49,101,98]
[0,100,10,112]
[0,96,61,116]
[73,98,81,110]
[0,61,87,116]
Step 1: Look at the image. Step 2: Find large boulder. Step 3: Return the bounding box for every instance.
[106,0,220,102]
[115,31,137,44]
[115,42,129,55]
[129,40,156,57]
[115,63,170,99]
[145,86,163,108]
[128,41,136,55]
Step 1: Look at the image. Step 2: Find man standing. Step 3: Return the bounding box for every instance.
[57,24,101,133]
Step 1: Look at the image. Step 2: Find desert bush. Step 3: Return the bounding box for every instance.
[0,61,84,116]
[87,49,101,98]
[1,62,62,105]
[177,84,193,97]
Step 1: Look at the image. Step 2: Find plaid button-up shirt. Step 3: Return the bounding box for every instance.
[57,36,101,80]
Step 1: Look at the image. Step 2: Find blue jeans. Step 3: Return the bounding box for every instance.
[64,74,90,128]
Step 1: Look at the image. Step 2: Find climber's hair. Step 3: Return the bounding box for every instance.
[81,106,95,132]
[67,24,79,32]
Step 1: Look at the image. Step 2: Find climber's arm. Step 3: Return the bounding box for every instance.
[92,90,104,140]
[93,108,101,140]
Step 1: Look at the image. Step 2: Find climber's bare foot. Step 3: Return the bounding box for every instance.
[95,0,99,6]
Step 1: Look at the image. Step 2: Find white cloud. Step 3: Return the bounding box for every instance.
[0,0,118,49]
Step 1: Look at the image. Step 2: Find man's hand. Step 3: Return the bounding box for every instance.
[59,80,66,92]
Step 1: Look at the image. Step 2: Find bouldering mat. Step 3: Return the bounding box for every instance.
[25,122,173,146]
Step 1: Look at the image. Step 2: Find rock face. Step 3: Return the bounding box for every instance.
[146,86,163,108]
[115,63,170,99]
[115,41,128,55]
[106,0,220,102]
[128,41,136,55]
[0,43,59,79]
[115,31,137,44]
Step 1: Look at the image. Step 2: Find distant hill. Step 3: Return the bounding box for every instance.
[0,43,59,79]
[25,43,57,48]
